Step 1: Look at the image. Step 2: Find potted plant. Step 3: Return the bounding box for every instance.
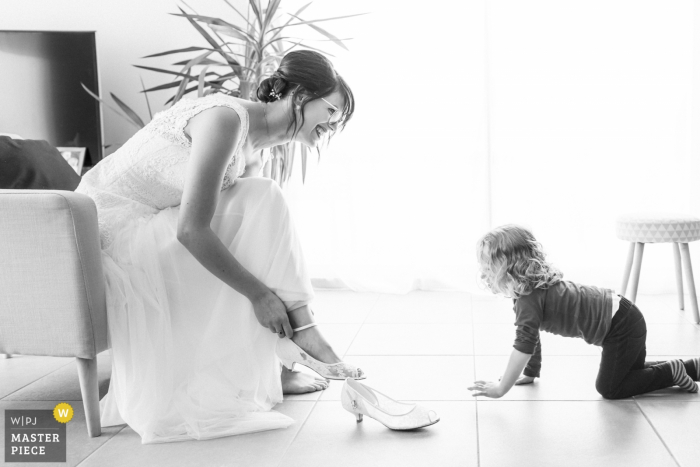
[84,0,363,185]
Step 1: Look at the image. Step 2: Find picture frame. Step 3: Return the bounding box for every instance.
[56,147,86,175]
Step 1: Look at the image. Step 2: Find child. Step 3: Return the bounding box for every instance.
[468,224,700,399]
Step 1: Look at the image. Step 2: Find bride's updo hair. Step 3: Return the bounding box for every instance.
[256,50,354,136]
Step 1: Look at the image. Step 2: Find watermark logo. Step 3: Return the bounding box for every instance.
[53,403,74,424]
[5,404,71,463]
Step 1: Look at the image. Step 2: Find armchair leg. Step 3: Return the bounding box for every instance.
[76,357,101,437]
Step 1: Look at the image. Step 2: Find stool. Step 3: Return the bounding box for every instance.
[616,214,700,323]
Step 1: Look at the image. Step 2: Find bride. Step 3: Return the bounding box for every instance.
[76,50,363,444]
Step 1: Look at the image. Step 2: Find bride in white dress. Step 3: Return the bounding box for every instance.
[76,50,363,444]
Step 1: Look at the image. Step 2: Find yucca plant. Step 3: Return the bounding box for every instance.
[85,0,363,185]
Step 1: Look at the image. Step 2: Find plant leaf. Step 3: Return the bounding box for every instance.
[164,83,200,106]
[262,0,282,33]
[209,24,255,43]
[247,0,263,29]
[296,42,335,57]
[172,58,228,66]
[175,7,243,77]
[110,93,146,128]
[141,80,184,93]
[142,46,214,58]
[271,148,278,181]
[81,83,143,129]
[270,12,367,33]
[133,65,195,79]
[301,144,308,183]
[177,50,213,78]
[139,76,153,120]
[173,73,191,105]
[265,2,312,45]
[198,66,210,97]
[286,13,359,50]
[170,14,258,43]
[286,142,296,182]
[222,0,254,29]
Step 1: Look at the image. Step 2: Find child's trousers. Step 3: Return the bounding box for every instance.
[595,296,695,399]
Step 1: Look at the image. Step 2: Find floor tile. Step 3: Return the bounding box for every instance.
[538,331,603,356]
[5,351,112,401]
[319,356,474,401]
[471,323,518,356]
[311,291,379,323]
[477,401,676,467]
[633,295,690,324]
[471,299,516,324]
[631,355,700,401]
[366,292,472,324]
[636,400,700,467]
[318,323,362,358]
[0,400,124,467]
[279,401,477,467]
[471,292,500,302]
[6,290,700,466]
[634,293,700,324]
[0,355,73,399]
[473,355,618,400]
[79,402,316,467]
[473,323,602,356]
[346,323,473,356]
[645,324,700,355]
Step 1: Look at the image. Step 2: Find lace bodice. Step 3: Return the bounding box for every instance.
[76,94,249,248]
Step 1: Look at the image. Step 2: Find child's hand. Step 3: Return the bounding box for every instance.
[468,380,503,398]
[515,375,536,385]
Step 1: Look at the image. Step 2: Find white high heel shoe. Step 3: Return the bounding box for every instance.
[276,324,365,380]
[341,378,440,430]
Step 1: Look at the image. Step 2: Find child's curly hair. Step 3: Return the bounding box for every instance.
[476,224,563,298]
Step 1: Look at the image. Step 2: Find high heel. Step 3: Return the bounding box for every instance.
[340,378,440,430]
[276,337,366,380]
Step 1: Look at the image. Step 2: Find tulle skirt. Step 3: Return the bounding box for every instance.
[96,177,314,444]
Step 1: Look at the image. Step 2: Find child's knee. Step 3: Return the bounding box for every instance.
[595,381,621,400]
[596,386,624,400]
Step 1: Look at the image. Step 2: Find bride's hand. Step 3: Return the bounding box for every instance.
[251,290,293,338]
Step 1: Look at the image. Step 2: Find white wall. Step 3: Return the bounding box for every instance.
[486,0,700,293]
[4,1,700,295]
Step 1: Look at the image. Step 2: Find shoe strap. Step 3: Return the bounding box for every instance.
[292,322,317,332]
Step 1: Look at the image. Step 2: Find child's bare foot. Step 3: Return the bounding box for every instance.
[281,367,329,394]
[291,326,343,365]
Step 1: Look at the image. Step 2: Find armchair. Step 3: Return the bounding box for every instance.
[0,189,108,437]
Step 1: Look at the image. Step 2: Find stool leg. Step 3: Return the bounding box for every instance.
[620,242,635,297]
[673,242,684,310]
[679,243,700,324]
[628,242,645,303]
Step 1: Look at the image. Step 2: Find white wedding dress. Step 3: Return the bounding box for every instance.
[76,94,314,444]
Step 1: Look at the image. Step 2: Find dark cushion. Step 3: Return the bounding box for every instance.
[0,137,81,190]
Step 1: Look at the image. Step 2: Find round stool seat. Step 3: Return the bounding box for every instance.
[617,214,700,243]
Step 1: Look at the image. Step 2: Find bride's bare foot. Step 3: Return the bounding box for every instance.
[291,326,343,365]
[281,367,329,394]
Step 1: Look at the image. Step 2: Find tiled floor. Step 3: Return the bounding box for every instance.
[2,291,700,466]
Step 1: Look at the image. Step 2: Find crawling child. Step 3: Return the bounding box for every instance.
[468,224,700,399]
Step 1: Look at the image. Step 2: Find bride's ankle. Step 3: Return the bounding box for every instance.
[291,326,341,363]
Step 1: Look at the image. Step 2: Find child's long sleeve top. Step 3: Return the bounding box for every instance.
[513,280,614,378]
